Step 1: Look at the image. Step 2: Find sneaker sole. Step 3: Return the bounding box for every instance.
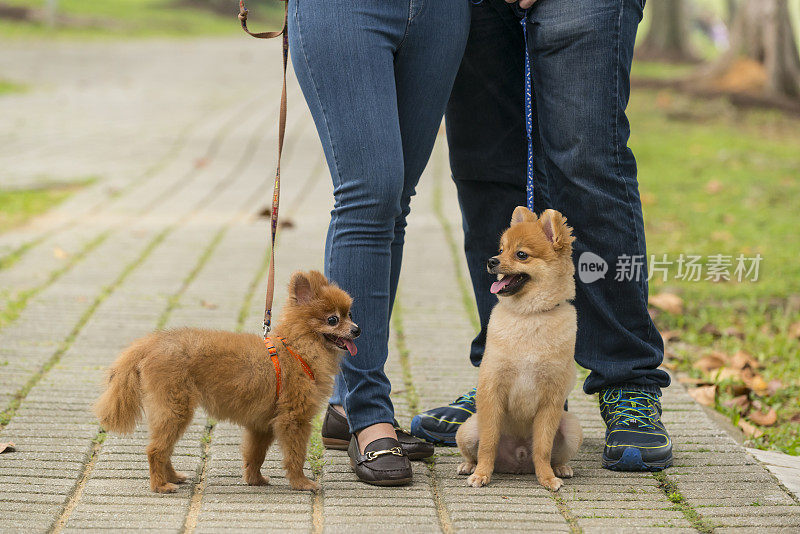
[409,419,457,447]
[602,447,672,472]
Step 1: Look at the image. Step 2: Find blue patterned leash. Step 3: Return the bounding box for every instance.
[520,9,534,211]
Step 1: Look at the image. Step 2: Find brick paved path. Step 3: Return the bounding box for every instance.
[1,38,798,533]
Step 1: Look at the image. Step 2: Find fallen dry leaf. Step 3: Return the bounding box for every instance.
[678,376,708,385]
[200,300,218,310]
[279,219,295,229]
[715,367,743,382]
[742,369,769,396]
[649,292,684,315]
[730,350,760,370]
[661,330,681,343]
[749,402,778,426]
[705,179,723,194]
[688,385,716,406]
[0,442,15,454]
[722,395,751,411]
[699,323,722,337]
[694,352,728,374]
[790,413,800,423]
[53,247,69,259]
[661,361,677,371]
[722,383,750,396]
[723,326,745,340]
[738,419,764,439]
[789,321,800,340]
[767,379,783,396]
[194,157,209,168]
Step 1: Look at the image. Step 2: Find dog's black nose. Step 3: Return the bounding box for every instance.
[351,325,361,338]
[487,257,500,270]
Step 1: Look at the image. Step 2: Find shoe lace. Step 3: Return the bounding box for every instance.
[603,389,660,430]
[452,387,477,406]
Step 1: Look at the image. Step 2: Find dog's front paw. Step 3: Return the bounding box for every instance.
[553,464,573,479]
[289,477,321,491]
[467,471,491,488]
[244,473,270,486]
[538,475,563,492]
[457,462,476,475]
[170,471,189,484]
[152,482,179,494]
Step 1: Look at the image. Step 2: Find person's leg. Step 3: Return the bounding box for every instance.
[387,1,472,319]
[445,0,533,368]
[527,0,671,470]
[289,0,406,440]
[527,0,668,393]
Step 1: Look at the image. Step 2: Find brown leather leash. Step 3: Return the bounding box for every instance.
[238,0,289,338]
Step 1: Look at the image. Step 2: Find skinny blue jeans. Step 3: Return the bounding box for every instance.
[288,0,470,433]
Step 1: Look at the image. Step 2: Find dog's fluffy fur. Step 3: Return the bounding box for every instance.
[94,270,358,493]
[456,207,583,491]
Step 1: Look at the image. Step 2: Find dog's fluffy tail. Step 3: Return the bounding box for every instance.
[94,339,148,434]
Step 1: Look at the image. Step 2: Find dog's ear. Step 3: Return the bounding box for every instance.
[539,209,575,251]
[305,270,329,293]
[510,206,537,226]
[288,271,314,304]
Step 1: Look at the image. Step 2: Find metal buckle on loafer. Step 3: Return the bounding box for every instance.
[364,446,403,461]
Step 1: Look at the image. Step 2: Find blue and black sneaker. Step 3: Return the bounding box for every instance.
[410,388,477,446]
[600,387,673,471]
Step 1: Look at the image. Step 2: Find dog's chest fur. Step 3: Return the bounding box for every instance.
[484,302,577,435]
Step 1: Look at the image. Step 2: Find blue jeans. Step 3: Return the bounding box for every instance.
[446,0,670,394]
[289,0,470,432]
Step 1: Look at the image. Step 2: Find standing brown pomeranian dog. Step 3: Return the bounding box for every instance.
[456,207,583,491]
[94,270,358,493]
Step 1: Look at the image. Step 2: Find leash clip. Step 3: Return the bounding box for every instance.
[263,322,271,338]
[238,0,248,22]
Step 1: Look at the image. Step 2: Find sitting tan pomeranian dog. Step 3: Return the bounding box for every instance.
[456,207,583,491]
[94,270,358,493]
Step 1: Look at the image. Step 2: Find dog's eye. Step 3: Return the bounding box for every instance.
[516,251,529,260]
[327,316,339,326]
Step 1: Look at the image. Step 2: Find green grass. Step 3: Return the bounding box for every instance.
[653,472,715,533]
[629,85,800,454]
[0,180,92,234]
[0,79,26,95]
[0,0,285,39]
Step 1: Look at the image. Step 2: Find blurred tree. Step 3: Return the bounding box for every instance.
[701,0,800,100]
[639,0,697,62]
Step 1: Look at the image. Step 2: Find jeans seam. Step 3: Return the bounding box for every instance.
[396,0,414,52]
[295,0,342,280]
[612,0,654,343]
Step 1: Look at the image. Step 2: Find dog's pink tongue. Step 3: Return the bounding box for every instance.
[344,339,357,356]
[490,277,511,294]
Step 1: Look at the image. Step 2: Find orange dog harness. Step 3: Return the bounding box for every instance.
[264,336,315,401]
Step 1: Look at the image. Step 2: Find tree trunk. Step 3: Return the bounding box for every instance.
[638,0,697,62]
[699,0,800,100]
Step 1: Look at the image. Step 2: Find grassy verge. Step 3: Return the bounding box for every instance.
[628,80,800,453]
[0,78,26,95]
[0,179,92,234]
[0,0,285,39]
